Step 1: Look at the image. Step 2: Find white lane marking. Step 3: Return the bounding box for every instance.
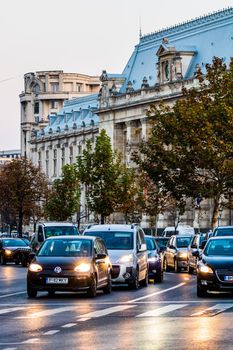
[43,330,60,335]
[0,307,25,315]
[77,318,90,322]
[22,338,40,344]
[77,305,136,319]
[16,306,75,319]
[128,283,186,303]
[62,323,77,328]
[2,348,17,350]
[0,291,26,299]
[136,304,188,317]
[191,303,233,317]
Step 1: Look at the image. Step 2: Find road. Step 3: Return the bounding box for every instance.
[0,265,233,350]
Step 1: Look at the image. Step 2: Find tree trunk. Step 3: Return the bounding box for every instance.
[100,214,105,224]
[211,198,220,229]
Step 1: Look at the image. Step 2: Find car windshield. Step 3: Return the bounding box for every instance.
[145,237,157,251]
[2,239,28,247]
[85,231,133,250]
[214,228,233,237]
[176,236,192,248]
[155,238,169,249]
[204,239,233,256]
[38,239,92,257]
[44,226,78,239]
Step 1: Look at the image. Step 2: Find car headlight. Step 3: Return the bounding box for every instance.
[5,249,12,256]
[74,263,91,273]
[118,254,133,264]
[29,263,43,272]
[198,263,213,274]
[148,256,159,263]
[178,252,187,258]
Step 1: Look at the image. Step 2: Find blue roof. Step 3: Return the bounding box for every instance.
[121,7,233,92]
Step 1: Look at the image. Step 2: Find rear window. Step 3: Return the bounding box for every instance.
[84,231,133,250]
[176,236,192,248]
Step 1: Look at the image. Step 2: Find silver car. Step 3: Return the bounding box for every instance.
[83,224,148,289]
[163,235,193,272]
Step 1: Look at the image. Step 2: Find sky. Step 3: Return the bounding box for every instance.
[0,0,232,151]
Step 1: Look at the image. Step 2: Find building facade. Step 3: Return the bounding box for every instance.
[24,7,233,229]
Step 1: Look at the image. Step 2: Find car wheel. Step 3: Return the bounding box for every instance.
[103,272,112,294]
[21,258,28,267]
[27,284,37,298]
[197,283,208,297]
[87,275,97,298]
[174,259,180,273]
[48,291,55,297]
[140,270,148,287]
[0,254,6,265]
[15,261,20,265]
[154,270,163,283]
[129,270,139,290]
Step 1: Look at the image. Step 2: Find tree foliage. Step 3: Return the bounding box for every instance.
[44,164,80,221]
[0,158,48,235]
[135,57,233,229]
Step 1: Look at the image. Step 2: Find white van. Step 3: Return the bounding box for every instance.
[162,225,195,237]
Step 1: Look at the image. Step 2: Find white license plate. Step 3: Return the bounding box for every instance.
[224,276,233,281]
[46,277,68,284]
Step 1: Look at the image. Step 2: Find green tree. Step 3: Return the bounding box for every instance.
[136,57,233,229]
[0,158,48,236]
[44,164,80,221]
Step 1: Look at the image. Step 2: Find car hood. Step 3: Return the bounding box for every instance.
[34,256,92,270]
[107,249,134,263]
[3,246,31,251]
[202,255,233,269]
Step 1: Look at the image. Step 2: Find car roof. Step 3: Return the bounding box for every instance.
[39,222,76,227]
[214,226,233,230]
[46,235,97,241]
[84,224,137,232]
[208,236,233,240]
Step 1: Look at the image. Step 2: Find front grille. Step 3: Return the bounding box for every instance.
[216,268,233,282]
[111,265,120,279]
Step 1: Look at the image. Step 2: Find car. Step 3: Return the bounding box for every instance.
[195,236,233,297]
[30,222,79,252]
[212,226,233,237]
[162,225,195,237]
[187,234,206,274]
[163,234,193,272]
[27,236,112,298]
[0,238,32,266]
[83,224,148,289]
[145,235,163,283]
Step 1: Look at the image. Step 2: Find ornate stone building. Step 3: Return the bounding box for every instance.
[24,7,233,229]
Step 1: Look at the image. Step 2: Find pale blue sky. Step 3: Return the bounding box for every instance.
[0,0,232,150]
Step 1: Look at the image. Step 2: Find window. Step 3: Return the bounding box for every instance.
[69,146,73,164]
[38,151,41,169]
[51,100,58,109]
[34,102,39,114]
[51,82,59,92]
[61,148,65,167]
[46,150,49,177]
[53,149,57,176]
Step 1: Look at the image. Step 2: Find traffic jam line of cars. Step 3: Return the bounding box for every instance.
[2,223,233,299]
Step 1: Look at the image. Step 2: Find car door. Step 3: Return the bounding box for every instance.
[94,239,107,285]
[166,237,175,266]
[137,229,148,281]
[190,236,198,268]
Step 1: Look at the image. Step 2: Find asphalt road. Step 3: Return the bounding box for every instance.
[0,265,233,350]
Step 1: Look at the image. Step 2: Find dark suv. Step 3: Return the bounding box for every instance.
[163,235,193,272]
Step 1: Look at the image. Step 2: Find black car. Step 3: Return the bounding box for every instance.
[27,236,112,298]
[0,238,32,267]
[145,236,163,283]
[196,236,233,297]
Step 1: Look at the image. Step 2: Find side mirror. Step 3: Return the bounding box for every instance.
[96,253,107,260]
[28,252,36,262]
[169,245,176,250]
[200,240,207,250]
[192,250,199,257]
[138,243,147,252]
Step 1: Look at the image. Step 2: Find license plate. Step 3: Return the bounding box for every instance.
[224,276,233,281]
[46,277,68,284]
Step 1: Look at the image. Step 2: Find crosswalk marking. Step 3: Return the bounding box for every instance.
[136,304,188,317]
[77,305,136,319]
[0,307,24,315]
[62,323,77,328]
[15,306,75,319]
[43,330,60,335]
[191,303,233,317]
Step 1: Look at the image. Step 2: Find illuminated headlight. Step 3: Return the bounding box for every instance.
[178,252,187,258]
[148,256,159,263]
[29,263,43,272]
[5,250,12,256]
[74,263,91,273]
[199,263,213,274]
[118,254,133,264]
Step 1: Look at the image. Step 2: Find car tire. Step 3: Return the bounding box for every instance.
[140,270,148,287]
[129,270,139,290]
[197,283,208,297]
[0,254,6,265]
[27,284,37,298]
[103,272,112,294]
[48,291,55,297]
[87,275,97,298]
[21,258,28,267]
[154,270,163,283]
[174,259,181,273]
